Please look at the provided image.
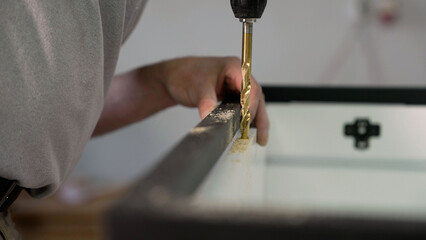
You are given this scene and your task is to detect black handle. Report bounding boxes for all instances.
[230,0,267,19]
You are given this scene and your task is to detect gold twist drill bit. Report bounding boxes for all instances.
[240,19,254,139]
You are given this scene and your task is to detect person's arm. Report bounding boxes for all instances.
[93,56,269,146]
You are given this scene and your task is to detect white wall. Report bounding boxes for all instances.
[74,0,426,181]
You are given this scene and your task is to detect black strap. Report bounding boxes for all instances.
[0,229,5,240]
[0,177,22,212]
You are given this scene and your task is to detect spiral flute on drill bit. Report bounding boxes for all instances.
[240,19,254,139]
[230,0,267,140]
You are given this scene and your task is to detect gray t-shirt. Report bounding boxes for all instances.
[0,0,147,197]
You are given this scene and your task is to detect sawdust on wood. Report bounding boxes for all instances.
[189,108,236,136]
[210,109,235,122]
[229,138,251,154]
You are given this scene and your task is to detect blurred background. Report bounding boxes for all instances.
[75,0,426,183]
[11,0,426,239]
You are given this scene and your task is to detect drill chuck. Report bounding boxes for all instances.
[230,0,267,19]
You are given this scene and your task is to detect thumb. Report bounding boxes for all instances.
[198,95,218,119]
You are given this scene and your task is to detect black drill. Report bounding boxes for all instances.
[230,0,267,19]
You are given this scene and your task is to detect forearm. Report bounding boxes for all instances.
[93,63,175,136]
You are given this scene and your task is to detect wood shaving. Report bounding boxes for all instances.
[229,138,250,154]
[210,109,236,122]
[228,133,255,154]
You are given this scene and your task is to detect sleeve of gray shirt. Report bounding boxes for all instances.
[0,0,147,198]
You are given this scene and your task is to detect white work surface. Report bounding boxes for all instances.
[195,102,426,220]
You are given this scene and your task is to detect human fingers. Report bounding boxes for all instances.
[198,82,219,119]
[254,92,269,146]
[249,78,269,146]
[223,57,243,93]
[249,76,261,123]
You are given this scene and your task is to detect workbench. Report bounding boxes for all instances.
[108,86,426,239]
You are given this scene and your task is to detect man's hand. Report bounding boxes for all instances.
[159,56,269,146]
[94,56,269,146]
